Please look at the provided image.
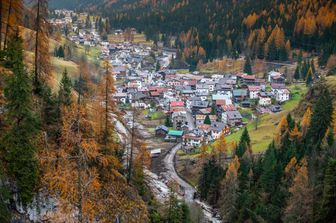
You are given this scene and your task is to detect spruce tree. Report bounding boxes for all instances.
[204,115,211,125]
[306,87,333,150]
[244,57,252,75]
[235,128,251,158]
[318,158,336,222]
[58,68,72,106]
[294,64,301,80]
[2,33,39,205]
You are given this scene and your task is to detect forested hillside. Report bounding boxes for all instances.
[198,78,336,222]
[91,0,336,69]
[0,1,150,221]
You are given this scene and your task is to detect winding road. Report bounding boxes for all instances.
[162,143,221,223]
[116,112,221,222]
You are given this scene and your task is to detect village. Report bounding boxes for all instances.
[49,9,298,154]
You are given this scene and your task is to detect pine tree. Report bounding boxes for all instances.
[2,33,39,204]
[318,158,336,222]
[244,56,252,75]
[283,159,313,222]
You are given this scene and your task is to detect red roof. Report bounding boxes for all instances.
[216,100,226,106]
[171,101,185,107]
[242,74,256,80]
[222,104,236,111]
[183,79,197,86]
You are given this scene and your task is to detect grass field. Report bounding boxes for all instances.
[225,84,307,153]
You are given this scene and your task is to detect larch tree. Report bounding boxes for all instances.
[33,0,50,93]
[2,0,23,50]
[301,106,312,136]
[220,156,240,222]
[212,132,228,166]
[283,158,313,222]
[2,32,39,205]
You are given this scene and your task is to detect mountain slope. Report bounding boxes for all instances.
[82,0,336,65]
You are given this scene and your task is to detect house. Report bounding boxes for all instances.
[165,130,184,142]
[259,92,272,106]
[223,110,243,126]
[186,97,202,110]
[210,122,230,139]
[196,84,210,98]
[183,132,205,147]
[274,88,290,102]
[190,101,209,115]
[233,89,248,102]
[172,111,188,130]
[212,94,232,105]
[114,92,128,104]
[271,84,290,102]
[155,125,169,136]
[248,85,261,99]
[167,79,181,87]
[268,71,285,83]
[270,105,282,113]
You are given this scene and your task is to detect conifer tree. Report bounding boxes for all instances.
[204,115,211,125]
[2,33,39,204]
[220,156,240,222]
[58,68,72,107]
[294,64,301,80]
[318,158,336,222]
[243,56,252,75]
[235,128,250,158]
[307,87,333,150]
[283,159,313,222]
[34,0,50,93]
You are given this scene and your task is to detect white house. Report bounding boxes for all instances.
[259,92,272,106]
[274,89,290,102]
[248,85,261,99]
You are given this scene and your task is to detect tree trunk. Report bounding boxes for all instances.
[0,0,3,50]
[3,0,12,50]
[34,0,40,89]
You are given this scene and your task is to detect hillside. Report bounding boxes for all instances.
[77,0,336,70]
